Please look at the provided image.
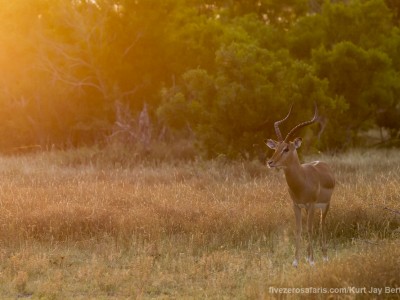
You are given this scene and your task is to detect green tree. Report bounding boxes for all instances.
[159,37,340,157]
[313,41,400,145]
[289,0,394,59]
[1,0,400,154]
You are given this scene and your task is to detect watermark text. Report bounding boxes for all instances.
[268,286,400,295]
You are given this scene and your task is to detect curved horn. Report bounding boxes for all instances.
[274,104,293,141]
[284,103,318,142]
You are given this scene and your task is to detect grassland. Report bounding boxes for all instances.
[0,147,399,299]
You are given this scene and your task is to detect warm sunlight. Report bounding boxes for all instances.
[0,0,399,298]
[1,0,399,152]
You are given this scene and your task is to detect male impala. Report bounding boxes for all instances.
[266,104,335,267]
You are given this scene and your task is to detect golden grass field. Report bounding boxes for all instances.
[0,147,399,299]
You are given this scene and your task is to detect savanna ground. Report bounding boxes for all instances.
[0,146,399,299]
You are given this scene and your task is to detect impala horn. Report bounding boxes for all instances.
[274,103,293,141]
[284,103,318,142]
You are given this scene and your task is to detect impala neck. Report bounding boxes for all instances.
[283,151,306,192]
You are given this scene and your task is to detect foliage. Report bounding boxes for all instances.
[159,45,343,157]
[1,0,400,156]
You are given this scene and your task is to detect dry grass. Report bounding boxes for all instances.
[0,148,399,298]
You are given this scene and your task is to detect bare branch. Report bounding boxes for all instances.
[383,206,400,215]
[122,32,143,58]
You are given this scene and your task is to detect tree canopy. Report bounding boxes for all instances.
[0,0,399,157]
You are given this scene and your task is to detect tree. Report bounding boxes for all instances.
[0,0,74,149]
[1,0,400,154]
[313,41,400,146]
[35,0,180,146]
[159,23,341,157]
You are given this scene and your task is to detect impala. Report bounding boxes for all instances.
[266,104,335,267]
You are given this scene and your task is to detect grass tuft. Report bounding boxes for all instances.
[0,148,399,298]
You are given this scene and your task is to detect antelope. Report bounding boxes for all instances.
[265,104,335,267]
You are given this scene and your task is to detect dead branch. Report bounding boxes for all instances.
[383,206,400,215]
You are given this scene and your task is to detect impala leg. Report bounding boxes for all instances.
[292,204,302,267]
[306,204,315,266]
[321,204,330,262]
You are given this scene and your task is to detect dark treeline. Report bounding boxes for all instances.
[1,0,400,157]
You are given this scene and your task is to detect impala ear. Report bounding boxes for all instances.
[265,139,277,149]
[293,137,302,149]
